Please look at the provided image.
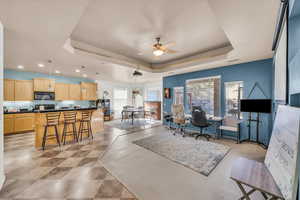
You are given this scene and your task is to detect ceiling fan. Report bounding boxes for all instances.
[132,70,143,77]
[152,37,177,57]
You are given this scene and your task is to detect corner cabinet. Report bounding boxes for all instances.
[4,113,35,135]
[4,79,15,101]
[81,82,98,100]
[4,79,33,101]
[33,78,55,92]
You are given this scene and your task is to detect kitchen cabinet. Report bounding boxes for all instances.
[4,113,35,134]
[4,114,14,134]
[55,83,69,100]
[4,79,15,101]
[69,84,81,100]
[33,78,55,92]
[14,113,35,132]
[81,82,97,100]
[15,80,33,101]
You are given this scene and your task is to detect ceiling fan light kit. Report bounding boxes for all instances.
[153,49,164,56]
[152,37,177,57]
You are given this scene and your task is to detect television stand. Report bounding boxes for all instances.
[240,112,268,149]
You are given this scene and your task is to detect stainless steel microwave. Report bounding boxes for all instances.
[34,92,55,100]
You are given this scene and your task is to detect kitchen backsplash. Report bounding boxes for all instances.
[4,100,93,111]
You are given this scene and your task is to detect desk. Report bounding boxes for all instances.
[230,157,284,200]
[184,114,223,138]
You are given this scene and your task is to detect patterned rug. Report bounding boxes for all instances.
[133,134,230,176]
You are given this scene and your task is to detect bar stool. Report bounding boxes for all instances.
[61,111,78,145]
[78,111,93,141]
[42,112,61,150]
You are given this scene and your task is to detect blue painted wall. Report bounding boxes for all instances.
[163,59,273,145]
[4,69,94,84]
[4,69,95,109]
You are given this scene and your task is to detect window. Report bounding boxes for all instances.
[173,87,184,105]
[186,76,220,116]
[225,81,243,118]
[145,88,161,101]
[113,88,128,118]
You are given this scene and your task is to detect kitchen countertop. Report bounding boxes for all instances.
[4,107,98,114]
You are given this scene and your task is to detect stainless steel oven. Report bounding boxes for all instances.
[34,92,55,100]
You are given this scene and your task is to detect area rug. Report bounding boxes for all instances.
[133,134,230,176]
[106,119,162,132]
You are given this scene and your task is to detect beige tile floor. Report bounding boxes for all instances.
[101,126,268,200]
[0,125,138,200]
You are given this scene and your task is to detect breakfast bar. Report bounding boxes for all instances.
[34,108,104,149]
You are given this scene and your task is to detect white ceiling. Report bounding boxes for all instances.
[0,0,280,84]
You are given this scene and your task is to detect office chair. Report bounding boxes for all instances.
[192,105,202,112]
[191,109,211,141]
[172,104,186,136]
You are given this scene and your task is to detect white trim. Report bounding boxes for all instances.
[224,80,243,85]
[0,174,5,190]
[185,75,221,83]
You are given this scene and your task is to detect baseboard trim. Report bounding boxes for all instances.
[0,174,5,190]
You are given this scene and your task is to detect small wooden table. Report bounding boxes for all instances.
[230,157,284,200]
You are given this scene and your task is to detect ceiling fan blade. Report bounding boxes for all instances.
[165,48,178,54]
[163,41,176,47]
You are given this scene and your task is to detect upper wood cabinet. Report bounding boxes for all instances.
[81,82,97,100]
[4,79,15,101]
[69,84,81,100]
[15,80,33,101]
[55,83,69,101]
[33,78,55,92]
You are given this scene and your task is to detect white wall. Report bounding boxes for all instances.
[96,80,144,117]
[0,21,5,189]
[143,81,163,101]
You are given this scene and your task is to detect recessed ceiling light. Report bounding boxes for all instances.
[138,52,143,55]
[55,70,60,74]
[17,65,24,69]
[96,72,99,75]
[83,74,87,78]
[38,63,45,68]
[75,69,80,73]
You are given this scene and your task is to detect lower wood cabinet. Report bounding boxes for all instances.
[4,115,14,134]
[4,113,35,134]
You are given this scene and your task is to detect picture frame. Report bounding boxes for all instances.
[164,88,171,99]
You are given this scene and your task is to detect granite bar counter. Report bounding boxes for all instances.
[34,108,104,149]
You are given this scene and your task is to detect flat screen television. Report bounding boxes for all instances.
[240,99,272,113]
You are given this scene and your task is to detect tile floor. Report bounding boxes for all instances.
[0,125,138,200]
[0,122,268,200]
[102,126,268,200]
